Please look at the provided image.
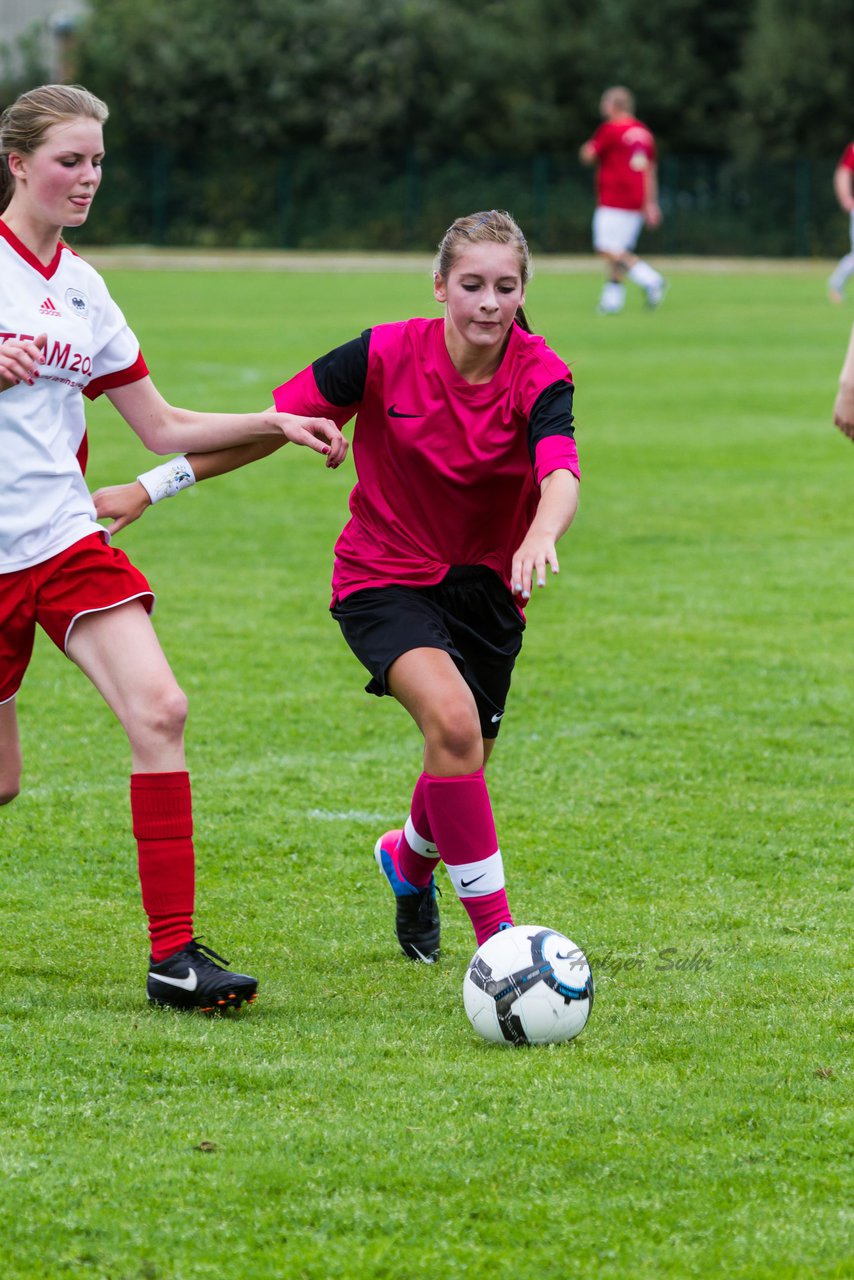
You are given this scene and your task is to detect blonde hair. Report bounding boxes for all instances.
[0,84,108,212]
[434,210,533,332]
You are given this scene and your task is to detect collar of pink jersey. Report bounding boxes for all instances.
[434,315,520,393]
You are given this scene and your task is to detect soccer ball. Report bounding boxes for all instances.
[463,925,593,1046]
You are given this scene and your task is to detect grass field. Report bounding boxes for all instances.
[1,261,851,1280]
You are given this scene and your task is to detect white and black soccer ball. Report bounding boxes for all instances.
[463,925,593,1046]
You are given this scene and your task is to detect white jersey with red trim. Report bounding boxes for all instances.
[0,219,148,572]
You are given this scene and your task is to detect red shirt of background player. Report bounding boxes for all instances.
[587,118,657,212]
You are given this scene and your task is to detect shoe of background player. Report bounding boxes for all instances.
[374,830,440,964]
[597,281,626,315]
[147,937,258,1011]
[645,278,668,309]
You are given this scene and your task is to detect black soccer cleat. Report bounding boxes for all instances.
[395,880,441,964]
[147,938,258,1012]
[375,831,441,964]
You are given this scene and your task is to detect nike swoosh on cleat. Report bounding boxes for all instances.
[387,404,424,418]
[410,946,437,963]
[149,968,199,991]
[460,873,486,889]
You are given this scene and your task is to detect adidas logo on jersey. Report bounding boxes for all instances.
[39,297,61,317]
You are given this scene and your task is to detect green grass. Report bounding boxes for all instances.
[1,262,851,1279]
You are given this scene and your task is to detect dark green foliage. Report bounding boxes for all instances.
[1,0,851,248]
[66,0,849,161]
[735,0,854,160]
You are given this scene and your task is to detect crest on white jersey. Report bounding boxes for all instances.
[66,287,89,317]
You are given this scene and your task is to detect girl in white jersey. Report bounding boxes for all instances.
[96,210,580,968]
[0,84,346,1010]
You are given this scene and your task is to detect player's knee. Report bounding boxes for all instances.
[133,681,189,744]
[153,683,189,739]
[426,700,482,766]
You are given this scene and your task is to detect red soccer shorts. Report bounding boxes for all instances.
[0,532,154,703]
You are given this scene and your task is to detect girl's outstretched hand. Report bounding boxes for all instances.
[511,532,560,603]
[511,469,578,601]
[274,413,349,467]
[92,481,151,534]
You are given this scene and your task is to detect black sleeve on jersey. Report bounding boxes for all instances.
[311,329,371,406]
[527,380,575,466]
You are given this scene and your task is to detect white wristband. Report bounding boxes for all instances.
[136,456,196,504]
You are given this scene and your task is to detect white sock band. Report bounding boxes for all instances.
[446,850,505,898]
[600,281,625,312]
[137,456,196,504]
[628,260,662,289]
[404,815,438,857]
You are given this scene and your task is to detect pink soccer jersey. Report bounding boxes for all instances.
[273,317,578,602]
[0,219,148,572]
[587,118,656,211]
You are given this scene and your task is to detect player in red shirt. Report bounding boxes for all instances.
[828,143,854,304]
[95,210,581,967]
[580,86,666,314]
[0,84,347,1010]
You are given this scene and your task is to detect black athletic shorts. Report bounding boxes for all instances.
[330,566,525,739]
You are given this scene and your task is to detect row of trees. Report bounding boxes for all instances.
[1,0,851,252]
[2,0,851,161]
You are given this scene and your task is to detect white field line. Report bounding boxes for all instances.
[306,809,390,823]
[19,773,393,826]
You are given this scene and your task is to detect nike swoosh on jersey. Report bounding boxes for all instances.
[148,968,199,991]
[387,404,424,418]
[460,873,487,889]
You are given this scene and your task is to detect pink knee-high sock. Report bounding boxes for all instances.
[422,769,513,945]
[131,771,195,962]
[396,773,440,888]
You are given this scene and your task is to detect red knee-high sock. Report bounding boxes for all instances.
[131,771,195,963]
[422,769,513,945]
[396,773,440,888]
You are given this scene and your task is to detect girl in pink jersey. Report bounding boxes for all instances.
[0,84,346,1009]
[96,210,580,966]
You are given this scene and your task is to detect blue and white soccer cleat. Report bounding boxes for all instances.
[374,830,441,964]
